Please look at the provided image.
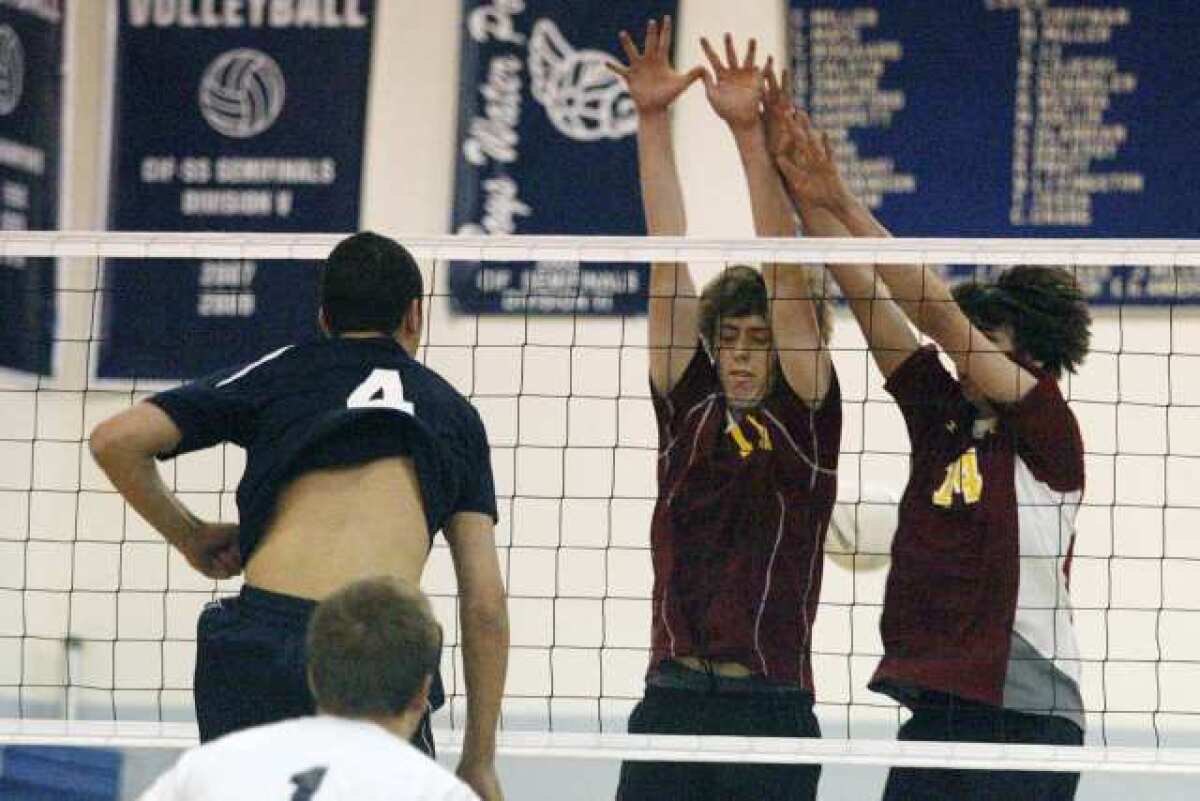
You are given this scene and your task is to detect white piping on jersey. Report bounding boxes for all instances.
[418,702,433,754]
[666,397,718,508]
[759,407,836,482]
[658,392,719,467]
[661,586,677,658]
[753,492,787,678]
[797,494,822,690]
[215,345,293,388]
[808,408,820,490]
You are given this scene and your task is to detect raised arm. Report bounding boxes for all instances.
[609,16,704,395]
[785,129,1035,401]
[444,511,509,801]
[701,35,830,405]
[772,108,917,379]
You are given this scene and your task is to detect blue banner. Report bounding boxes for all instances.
[449,0,676,315]
[0,0,62,375]
[98,0,374,378]
[788,0,1200,303]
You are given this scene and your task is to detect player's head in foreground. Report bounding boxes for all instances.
[319,231,425,355]
[952,265,1091,402]
[698,264,832,409]
[307,576,441,737]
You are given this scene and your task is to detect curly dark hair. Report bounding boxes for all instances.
[698,264,832,348]
[952,265,1091,377]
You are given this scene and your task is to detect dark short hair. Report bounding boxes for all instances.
[698,264,831,348]
[320,231,423,335]
[952,265,1092,377]
[307,577,441,718]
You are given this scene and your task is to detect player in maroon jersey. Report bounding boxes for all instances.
[608,21,839,801]
[774,107,1092,800]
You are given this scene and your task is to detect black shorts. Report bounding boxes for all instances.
[616,664,822,801]
[882,692,1084,801]
[194,585,437,754]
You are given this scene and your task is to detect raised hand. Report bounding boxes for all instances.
[775,110,850,212]
[700,33,764,131]
[607,16,705,114]
[762,61,795,159]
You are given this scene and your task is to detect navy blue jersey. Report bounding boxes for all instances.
[148,337,496,562]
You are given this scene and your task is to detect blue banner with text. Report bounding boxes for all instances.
[787,0,1200,304]
[449,0,676,315]
[0,0,62,375]
[98,0,374,378]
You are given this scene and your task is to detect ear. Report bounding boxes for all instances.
[403,297,423,338]
[407,673,433,715]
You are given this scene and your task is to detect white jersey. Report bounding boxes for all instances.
[138,716,479,801]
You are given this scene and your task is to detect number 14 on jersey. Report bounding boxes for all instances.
[932,447,984,507]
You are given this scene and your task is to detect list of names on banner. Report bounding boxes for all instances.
[789,6,915,210]
[995,0,1142,226]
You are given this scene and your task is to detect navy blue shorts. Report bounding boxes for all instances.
[616,662,822,801]
[882,692,1083,801]
[194,585,437,754]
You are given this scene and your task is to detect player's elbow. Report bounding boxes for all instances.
[88,417,127,467]
[461,584,509,636]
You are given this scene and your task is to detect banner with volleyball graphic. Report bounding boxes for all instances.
[449,0,677,315]
[0,1,62,375]
[98,1,375,378]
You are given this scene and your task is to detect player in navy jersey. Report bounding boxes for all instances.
[609,21,839,801]
[90,232,508,801]
[139,577,479,801]
[775,110,1092,801]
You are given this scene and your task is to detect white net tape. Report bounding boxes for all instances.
[3,232,1200,782]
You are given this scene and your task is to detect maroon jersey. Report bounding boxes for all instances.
[870,347,1086,709]
[648,346,841,688]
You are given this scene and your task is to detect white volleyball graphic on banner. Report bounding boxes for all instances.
[198,48,286,139]
[0,25,25,117]
[528,19,636,142]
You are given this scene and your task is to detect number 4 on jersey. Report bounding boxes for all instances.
[347,368,414,414]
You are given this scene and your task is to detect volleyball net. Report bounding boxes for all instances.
[2,232,1200,790]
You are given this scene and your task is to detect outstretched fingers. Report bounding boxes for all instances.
[644,18,660,57]
[724,32,738,69]
[742,37,758,70]
[618,29,640,64]
[606,60,630,78]
[699,36,724,75]
[658,15,674,59]
[684,65,709,89]
[763,56,777,96]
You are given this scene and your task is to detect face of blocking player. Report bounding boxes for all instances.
[715,314,775,409]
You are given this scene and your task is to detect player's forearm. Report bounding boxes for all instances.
[732,124,797,239]
[828,190,954,337]
[637,110,686,236]
[459,594,509,765]
[89,439,197,548]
